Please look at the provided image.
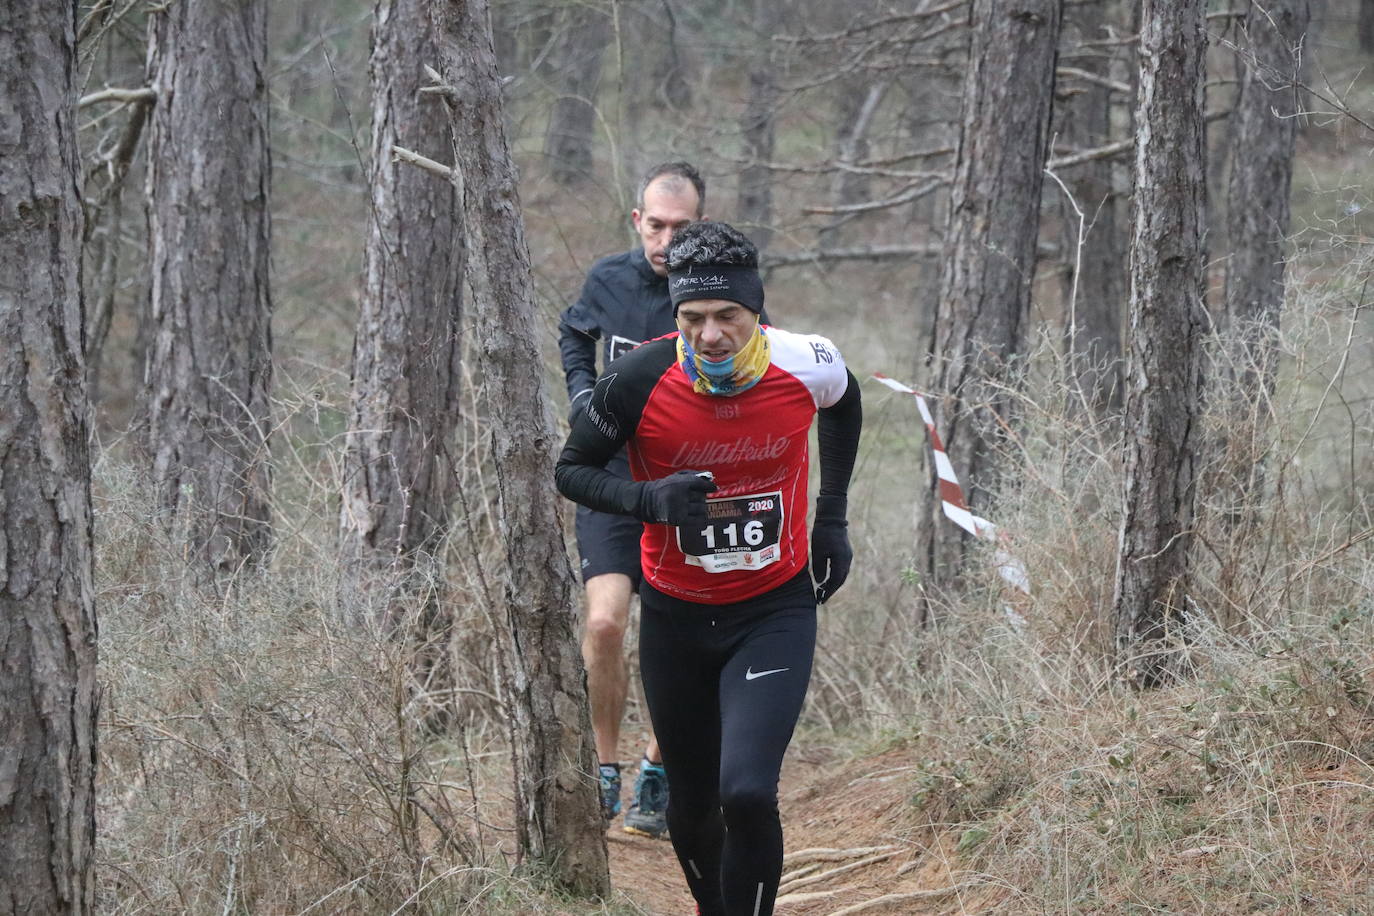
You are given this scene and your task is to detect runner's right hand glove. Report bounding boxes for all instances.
[811,495,852,604]
[637,470,717,526]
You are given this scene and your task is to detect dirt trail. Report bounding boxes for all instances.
[606,746,985,915]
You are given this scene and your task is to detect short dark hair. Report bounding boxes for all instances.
[664,221,758,272]
[638,161,705,216]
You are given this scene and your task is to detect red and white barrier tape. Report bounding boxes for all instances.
[873,373,1030,623]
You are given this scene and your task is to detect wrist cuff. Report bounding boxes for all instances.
[815,495,848,524]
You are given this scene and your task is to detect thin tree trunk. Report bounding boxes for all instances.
[543,4,609,185]
[737,0,781,250]
[340,0,464,635]
[1224,0,1311,387]
[433,0,610,896]
[1056,0,1124,410]
[1113,0,1208,687]
[143,0,274,580]
[0,4,98,911]
[84,95,152,410]
[819,80,888,255]
[920,0,1062,591]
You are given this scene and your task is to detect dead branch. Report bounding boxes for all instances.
[773,887,850,906]
[763,244,943,270]
[826,884,977,915]
[1057,65,1132,95]
[783,845,897,867]
[1047,109,1233,171]
[391,145,455,180]
[79,87,156,108]
[802,179,945,216]
[777,0,968,44]
[776,850,900,896]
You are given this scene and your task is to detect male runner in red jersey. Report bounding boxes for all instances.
[556,221,861,916]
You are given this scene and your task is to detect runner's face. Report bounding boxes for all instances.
[632,180,701,277]
[676,299,757,362]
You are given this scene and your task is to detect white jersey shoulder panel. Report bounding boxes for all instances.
[765,326,850,408]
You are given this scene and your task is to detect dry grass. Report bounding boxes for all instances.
[85,8,1374,911]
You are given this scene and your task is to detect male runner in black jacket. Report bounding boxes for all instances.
[559,162,706,837]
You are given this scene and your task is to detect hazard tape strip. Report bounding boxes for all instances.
[873,373,1031,621]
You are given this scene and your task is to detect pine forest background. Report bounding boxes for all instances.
[9,0,1374,912]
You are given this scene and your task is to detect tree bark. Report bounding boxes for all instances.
[1055,0,1125,410]
[1113,0,1208,687]
[920,0,1062,589]
[1360,0,1374,51]
[1224,0,1311,387]
[433,0,609,896]
[737,0,781,251]
[143,0,274,580]
[543,4,609,186]
[0,4,98,911]
[340,0,464,630]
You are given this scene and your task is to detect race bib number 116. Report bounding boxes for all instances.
[677,490,784,574]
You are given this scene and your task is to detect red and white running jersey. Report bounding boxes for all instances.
[568,327,849,604]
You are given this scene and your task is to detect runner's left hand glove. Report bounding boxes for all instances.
[811,496,851,604]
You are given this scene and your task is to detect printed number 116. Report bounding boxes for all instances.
[700,520,765,549]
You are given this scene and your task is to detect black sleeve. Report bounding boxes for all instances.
[555,343,671,518]
[815,370,863,520]
[558,303,600,407]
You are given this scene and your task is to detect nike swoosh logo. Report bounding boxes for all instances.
[745,666,790,681]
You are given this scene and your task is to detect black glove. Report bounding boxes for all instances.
[637,470,717,526]
[810,495,852,603]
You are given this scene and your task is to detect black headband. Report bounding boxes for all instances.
[667,264,764,315]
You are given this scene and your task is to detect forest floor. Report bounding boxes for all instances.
[600,742,988,916]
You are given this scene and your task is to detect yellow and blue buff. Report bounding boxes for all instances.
[676,320,770,396]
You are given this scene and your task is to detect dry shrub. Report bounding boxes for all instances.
[91,416,578,914]
[802,242,1374,910]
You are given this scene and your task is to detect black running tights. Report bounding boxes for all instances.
[638,583,816,916]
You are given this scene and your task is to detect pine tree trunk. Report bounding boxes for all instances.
[434,0,610,896]
[920,0,1062,589]
[543,4,609,185]
[1224,0,1310,386]
[0,4,98,910]
[1113,0,1208,687]
[737,0,780,250]
[144,0,273,579]
[1057,0,1125,410]
[340,0,464,631]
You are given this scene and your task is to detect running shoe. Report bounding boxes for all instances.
[599,764,622,821]
[623,759,669,839]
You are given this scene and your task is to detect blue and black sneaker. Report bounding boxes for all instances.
[623,758,669,839]
[599,763,622,822]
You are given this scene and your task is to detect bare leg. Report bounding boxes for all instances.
[582,572,634,764]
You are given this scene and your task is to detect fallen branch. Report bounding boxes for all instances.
[776,851,899,896]
[773,887,850,907]
[783,845,898,867]
[826,884,977,915]
[779,862,822,884]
